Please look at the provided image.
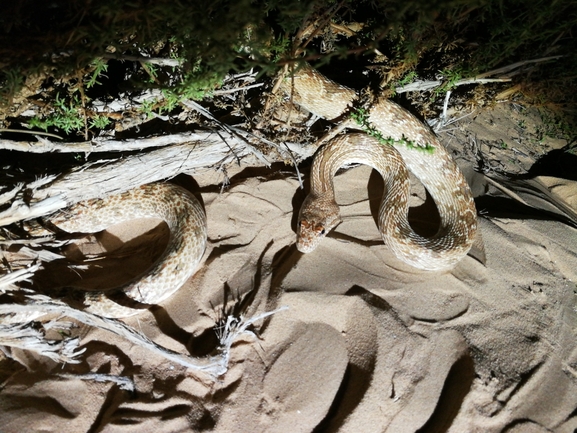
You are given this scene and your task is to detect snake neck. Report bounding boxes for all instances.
[310,134,404,197]
[304,134,412,245]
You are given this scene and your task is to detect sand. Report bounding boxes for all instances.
[1,103,577,432]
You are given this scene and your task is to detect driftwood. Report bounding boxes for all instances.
[0,130,315,227]
[0,241,287,378]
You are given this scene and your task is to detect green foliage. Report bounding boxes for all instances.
[470,0,576,68]
[89,115,110,130]
[434,66,471,96]
[86,59,109,89]
[397,71,418,88]
[0,0,575,135]
[138,99,157,119]
[537,109,576,144]
[390,71,418,96]
[172,66,223,101]
[29,94,84,134]
[1,1,573,83]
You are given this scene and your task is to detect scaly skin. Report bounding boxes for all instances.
[47,183,207,318]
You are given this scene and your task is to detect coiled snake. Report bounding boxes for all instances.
[46,183,207,318]
[284,66,478,270]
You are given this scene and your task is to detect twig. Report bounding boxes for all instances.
[0,320,85,364]
[431,109,477,133]
[101,53,181,67]
[0,263,41,292]
[0,135,264,226]
[0,296,225,375]
[0,288,289,378]
[0,130,226,153]
[0,129,63,140]
[56,373,135,391]
[396,77,511,94]
[474,55,564,79]
[397,56,562,94]
[213,82,264,95]
[215,306,289,370]
[180,99,270,166]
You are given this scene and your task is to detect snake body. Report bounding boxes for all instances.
[287,66,477,270]
[48,183,207,318]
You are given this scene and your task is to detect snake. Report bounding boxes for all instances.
[46,183,207,318]
[284,66,478,271]
[39,66,475,319]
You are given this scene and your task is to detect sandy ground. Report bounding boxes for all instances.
[1,103,577,432]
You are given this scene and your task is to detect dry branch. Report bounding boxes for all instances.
[0,130,236,153]
[0,295,226,375]
[0,289,287,378]
[0,131,314,226]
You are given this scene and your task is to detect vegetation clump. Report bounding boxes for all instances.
[0,0,574,140]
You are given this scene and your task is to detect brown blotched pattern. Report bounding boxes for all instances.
[291,66,477,271]
[48,183,207,317]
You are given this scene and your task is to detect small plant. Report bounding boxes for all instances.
[0,0,575,141]
[138,98,159,119]
[538,109,574,143]
[86,59,109,89]
[397,71,418,88]
[434,66,466,97]
[141,62,159,84]
[29,93,85,134]
[89,115,111,129]
[390,70,418,95]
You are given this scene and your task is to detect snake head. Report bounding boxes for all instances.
[296,196,341,253]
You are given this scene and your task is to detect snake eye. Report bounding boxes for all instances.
[314,223,326,236]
